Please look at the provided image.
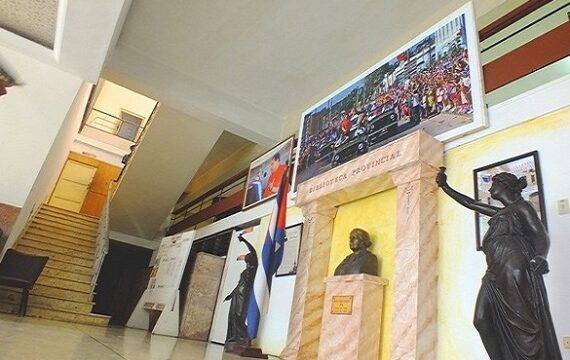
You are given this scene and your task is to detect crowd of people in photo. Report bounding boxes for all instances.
[298,46,473,172]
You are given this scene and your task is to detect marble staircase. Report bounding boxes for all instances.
[0,204,110,326]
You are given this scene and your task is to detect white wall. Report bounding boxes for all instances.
[3,78,91,254]
[0,44,83,207]
[72,134,126,167]
[80,126,135,152]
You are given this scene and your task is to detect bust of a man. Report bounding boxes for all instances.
[334,228,378,276]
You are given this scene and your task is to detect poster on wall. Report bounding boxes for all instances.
[144,231,194,310]
[276,223,303,277]
[243,136,294,210]
[293,2,486,190]
[473,151,546,251]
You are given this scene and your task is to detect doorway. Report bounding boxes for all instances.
[49,159,97,212]
[49,152,122,216]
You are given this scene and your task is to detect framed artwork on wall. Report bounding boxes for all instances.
[473,151,546,250]
[276,223,303,277]
[242,136,294,210]
[292,2,487,191]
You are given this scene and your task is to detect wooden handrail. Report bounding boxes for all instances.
[172,168,249,215]
[167,189,245,235]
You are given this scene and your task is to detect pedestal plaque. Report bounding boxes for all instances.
[319,274,388,360]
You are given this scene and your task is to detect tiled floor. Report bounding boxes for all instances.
[0,314,279,360]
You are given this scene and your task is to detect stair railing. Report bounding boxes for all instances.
[90,181,114,297]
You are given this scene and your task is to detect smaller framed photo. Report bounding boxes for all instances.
[243,136,294,210]
[276,223,303,277]
[473,151,546,251]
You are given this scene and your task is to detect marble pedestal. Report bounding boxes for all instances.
[319,274,388,360]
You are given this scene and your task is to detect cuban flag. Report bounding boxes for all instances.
[246,169,288,339]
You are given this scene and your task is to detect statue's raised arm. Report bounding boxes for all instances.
[436,167,499,217]
[237,234,258,265]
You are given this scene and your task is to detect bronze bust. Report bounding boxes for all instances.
[334,228,378,276]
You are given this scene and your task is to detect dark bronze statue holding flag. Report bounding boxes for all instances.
[224,165,288,359]
[436,167,561,360]
[224,234,257,353]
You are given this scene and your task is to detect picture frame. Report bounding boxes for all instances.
[473,151,546,251]
[242,136,294,210]
[276,223,303,277]
[292,2,486,190]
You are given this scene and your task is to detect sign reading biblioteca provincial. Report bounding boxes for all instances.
[295,133,408,205]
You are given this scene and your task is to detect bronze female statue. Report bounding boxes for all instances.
[224,235,257,351]
[436,167,561,360]
[334,228,378,276]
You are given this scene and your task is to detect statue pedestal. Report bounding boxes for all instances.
[318,274,388,360]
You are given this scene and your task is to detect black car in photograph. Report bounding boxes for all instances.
[331,127,368,167]
[315,139,335,164]
[367,109,399,147]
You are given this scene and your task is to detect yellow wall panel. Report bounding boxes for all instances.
[329,189,397,360]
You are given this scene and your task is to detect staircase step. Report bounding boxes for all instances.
[24,229,96,249]
[42,265,92,283]
[35,212,99,231]
[0,287,94,313]
[35,211,99,231]
[0,203,107,327]
[0,302,109,326]
[21,234,95,254]
[18,239,94,260]
[40,205,99,224]
[16,245,94,267]
[28,223,97,242]
[45,258,93,276]
[37,275,91,293]
[32,217,98,236]
[31,283,91,303]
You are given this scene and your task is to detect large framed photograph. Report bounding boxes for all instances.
[473,151,546,251]
[276,223,303,277]
[293,2,486,189]
[243,136,294,210]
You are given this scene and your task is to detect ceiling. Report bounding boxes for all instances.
[0,0,58,49]
[106,0,505,147]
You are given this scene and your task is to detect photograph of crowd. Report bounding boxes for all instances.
[294,11,482,187]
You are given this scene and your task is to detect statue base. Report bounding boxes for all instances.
[224,342,268,359]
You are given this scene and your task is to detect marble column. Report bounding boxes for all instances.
[280,204,337,360]
[389,163,439,360]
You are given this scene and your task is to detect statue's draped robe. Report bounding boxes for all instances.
[226,263,256,344]
[479,199,561,360]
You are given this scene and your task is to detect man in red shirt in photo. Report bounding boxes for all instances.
[263,153,287,198]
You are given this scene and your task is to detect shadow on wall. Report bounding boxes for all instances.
[0,203,21,254]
